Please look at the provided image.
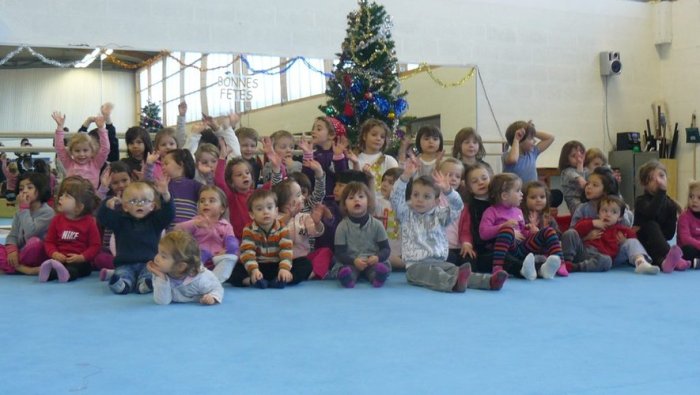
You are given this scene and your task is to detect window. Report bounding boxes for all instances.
[286,58,326,101]
[244,55,281,111]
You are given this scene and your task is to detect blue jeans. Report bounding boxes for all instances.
[109,263,152,294]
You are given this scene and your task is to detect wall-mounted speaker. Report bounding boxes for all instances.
[599,51,622,76]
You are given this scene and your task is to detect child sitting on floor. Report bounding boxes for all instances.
[571,196,659,274]
[390,156,471,293]
[97,179,175,294]
[148,231,224,305]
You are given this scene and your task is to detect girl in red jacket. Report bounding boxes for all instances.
[39,176,101,282]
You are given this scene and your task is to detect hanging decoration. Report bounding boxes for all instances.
[400,63,476,88]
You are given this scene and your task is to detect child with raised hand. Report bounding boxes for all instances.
[331,181,390,288]
[262,130,302,182]
[229,189,299,289]
[678,180,700,268]
[148,128,179,180]
[215,138,281,240]
[570,196,659,274]
[193,143,219,185]
[440,159,508,290]
[452,127,493,175]
[97,178,175,294]
[404,125,444,178]
[148,230,224,305]
[302,117,349,202]
[559,140,587,214]
[375,167,404,270]
[181,103,241,159]
[122,126,153,179]
[480,173,562,280]
[236,127,263,186]
[272,178,320,282]
[39,176,101,283]
[0,173,54,275]
[355,119,399,194]
[146,148,202,228]
[79,102,119,162]
[174,185,238,283]
[1,153,18,200]
[502,120,554,183]
[634,160,688,272]
[390,156,471,293]
[93,161,133,272]
[52,111,110,189]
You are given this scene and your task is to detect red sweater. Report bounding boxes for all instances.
[214,159,273,240]
[574,219,637,257]
[44,213,102,261]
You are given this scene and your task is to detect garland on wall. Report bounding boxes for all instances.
[0,46,474,88]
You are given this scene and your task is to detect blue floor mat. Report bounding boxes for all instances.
[1,269,699,395]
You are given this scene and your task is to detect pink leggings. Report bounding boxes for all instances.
[0,237,48,273]
[308,247,334,279]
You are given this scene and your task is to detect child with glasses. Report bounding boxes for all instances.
[97,180,175,294]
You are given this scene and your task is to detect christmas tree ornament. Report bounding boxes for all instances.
[350,79,363,95]
[325,106,337,115]
[388,111,395,120]
[364,92,374,100]
[343,102,355,117]
[394,98,408,116]
[357,100,369,114]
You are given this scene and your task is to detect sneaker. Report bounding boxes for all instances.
[253,279,269,289]
[694,258,700,270]
[268,279,286,289]
[539,256,561,279]
[489,270,508,291]
[635,260,660,275]
[453,263,472,293]
[557,261,569,277]
[38,261,53,282]
[520,253,536,281]
[661,245,683,273]
[99,268,114,282]
[50,260,70,283]
[371,264,390,288]
[137,278,153,294]
[337,266,355,288]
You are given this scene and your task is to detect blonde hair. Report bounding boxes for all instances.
[154,128,177,149]
[123,181,159,209]
[270,130,294,148]
[439,157,464,173]
[358,119,391,152]
[67,133,96,155]
[584,148,608,169]
[236,127,259,143]
[194,143,220,162]
[159,231,202,277]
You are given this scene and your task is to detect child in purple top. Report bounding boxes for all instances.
[301,117,349,202]
[480,173,562,280]
[146,149,202,229]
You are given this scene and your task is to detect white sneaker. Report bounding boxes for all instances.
[520,253,536,281]
[539,256,561,279]
[635,260,660,275]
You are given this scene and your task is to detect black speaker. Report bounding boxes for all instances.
[616,132,641,151]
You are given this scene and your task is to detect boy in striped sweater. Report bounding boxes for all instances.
[228,189,307,288]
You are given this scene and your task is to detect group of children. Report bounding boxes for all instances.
[1,105,699,306]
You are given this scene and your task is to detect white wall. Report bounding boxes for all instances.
[3,1,698,176]
[659,0,700,203]
[0,68,135,154]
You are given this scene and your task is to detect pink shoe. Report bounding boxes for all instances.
[675,259,691,271]
[51,260,70,283]
[661,246,683,273]
[557,261,569,277]
[38,261,53,282]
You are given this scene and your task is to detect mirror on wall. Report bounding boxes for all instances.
[0,46,480,163]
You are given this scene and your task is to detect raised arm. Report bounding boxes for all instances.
[52,112,72,168]
[535,130,555,153]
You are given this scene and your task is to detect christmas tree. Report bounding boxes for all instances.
[319,0,408,145]
[141,100,163,134]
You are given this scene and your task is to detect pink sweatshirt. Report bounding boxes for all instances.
[677,209,700,250]
[478,203,528,241]
[55,128,109,188]
[174,216,238,255]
